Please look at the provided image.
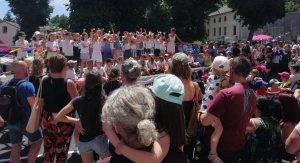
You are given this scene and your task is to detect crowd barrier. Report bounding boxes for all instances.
[137,67,205,87]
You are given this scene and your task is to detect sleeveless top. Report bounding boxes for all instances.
[240,117,281,163]
[42,77,72,113]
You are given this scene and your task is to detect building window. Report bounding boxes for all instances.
[207,29,209,36]
[2,26,7,34]
[233,26,237,35]
[214,28,216,36]
[233,14,237,20]
[219,17,221,22]
[224,27,227,36]
[224,16,227,21]
[214,18,216,23]
[219,27,221,36]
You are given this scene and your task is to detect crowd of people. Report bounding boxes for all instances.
[1,27,300,163]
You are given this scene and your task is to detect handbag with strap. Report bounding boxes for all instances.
[26,76,47,133]
[187,82,201,137]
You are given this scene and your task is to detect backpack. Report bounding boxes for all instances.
[0,80,26,121]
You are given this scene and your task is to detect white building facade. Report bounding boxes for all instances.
[0,21,20,46]
[206,6,250,42]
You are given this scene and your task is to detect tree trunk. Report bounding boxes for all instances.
[247,28,255,43]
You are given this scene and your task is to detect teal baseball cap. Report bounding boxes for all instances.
[150,74,185,104]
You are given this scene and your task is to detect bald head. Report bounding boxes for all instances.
[13,61,28,78]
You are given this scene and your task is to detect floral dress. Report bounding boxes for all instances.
[239,117,281,163]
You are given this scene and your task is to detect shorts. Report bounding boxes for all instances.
[80,52,90,60]
[137,50,144,57]
[131,49,137,57]
[65,56,73,61]
[6,122,43,146]
[145,49,151,54]
[160,50,166,54]
[78,135,109,154]
[154,49,160,56]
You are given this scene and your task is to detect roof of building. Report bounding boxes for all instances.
[209,5,233,17]
[0,20,20,28]
[267,11,300,26]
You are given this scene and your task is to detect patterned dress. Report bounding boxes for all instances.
[239,117,281,163]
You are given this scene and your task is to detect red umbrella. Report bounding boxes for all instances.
[252,35,273,40]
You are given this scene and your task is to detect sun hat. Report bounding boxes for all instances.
[172,52,188,65]
[150,74,185,104]
[255,80,268,87]
[212,56,230,71]
[278,72,290,79]
[17,31,27,37]
[292,45,299,50]
[66,60,77,65]
[269,79,281,85]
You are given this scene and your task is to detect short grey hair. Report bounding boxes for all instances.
[31,57,44,76]
[121,59,141,83]
[101,86,158,146]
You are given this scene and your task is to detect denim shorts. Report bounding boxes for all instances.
[80,52,90,60]
[6,122,43,146]
[78,135,109,155]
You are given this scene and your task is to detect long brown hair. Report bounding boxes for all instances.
[170,63,191,80]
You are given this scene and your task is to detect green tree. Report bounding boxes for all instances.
[227,0,285,41]
[3,11,15,22]
[49,14,69,29]
[285,0,300,12]
[6,0,53,40]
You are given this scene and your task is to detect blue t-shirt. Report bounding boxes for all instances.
[1,79,35,124]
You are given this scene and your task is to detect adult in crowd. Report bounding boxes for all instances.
[113,74,189,163]
[240,96,282,163]
[102,86,188,163]
[1,61,42,163]
[200,57,256,162]
[278,94,300,162]
[55,71,111,162]
[285,122,300,162]
[40,54,79,162]
[168,52,200,162]
[103,59,142,155]
[28,57,45,94]
[232,42,240,58]
[120,58,141,86]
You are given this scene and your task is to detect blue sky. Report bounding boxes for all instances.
[0,0,70,19]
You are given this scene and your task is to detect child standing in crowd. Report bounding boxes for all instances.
[83,60,97,77]
[104,58,113,76]
[147,54,157,74]
[15,31,29,59]
[95,60,108,81]
[62,32,75,61]
[65,60,78,81]
[255,80,269,96]
[46,32,59,59]
[201,56,230,163]
[267,79,281,94]
[114,56,123,72]
[91,33,103,63]
[80,32,90,73]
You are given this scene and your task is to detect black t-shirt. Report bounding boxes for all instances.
[103,80,122,95]
[232,47,240,57]
[72,96,104,142]
[28,75,42,94]
[265,62,273,75]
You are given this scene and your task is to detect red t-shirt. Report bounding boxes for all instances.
[207,83,256,153]
[255,89,269,96]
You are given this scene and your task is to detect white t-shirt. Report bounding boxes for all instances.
[46,41,59,51]
[96,67,105,75]
[147,61,156,69]
[83,67,97,77]
[188,56,194,63]
[160,42,166,50]
[81,40,90,53]
[15,40,29,58]
[154,40,160,49]
[104,64,112,75]
[156,61,163,67]
[115,63,122,71]
[145,41,153,49]
[65,69,77,80]
[62,40,74,56]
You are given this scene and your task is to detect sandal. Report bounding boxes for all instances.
[208,153,224,163]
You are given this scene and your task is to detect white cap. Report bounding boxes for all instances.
[34,31,41,36]
[292,45,299,50]
[212,56,230,71]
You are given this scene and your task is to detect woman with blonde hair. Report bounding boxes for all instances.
[28,57,45,94]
